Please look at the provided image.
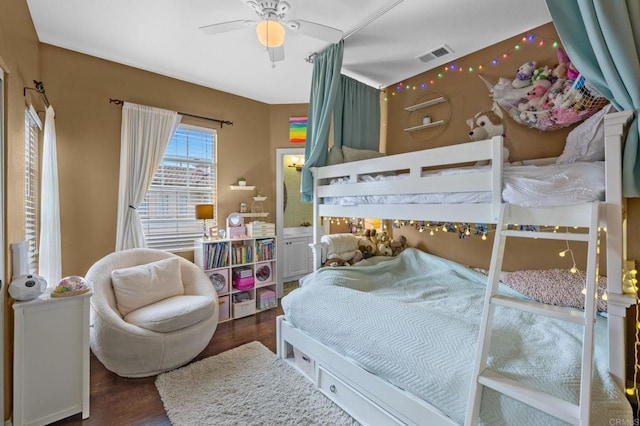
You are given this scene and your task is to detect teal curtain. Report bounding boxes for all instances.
[333,75,381,150]
[301,41,344,202]
[546,0,640,196]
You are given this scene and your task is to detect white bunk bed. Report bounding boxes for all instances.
[276,110,636,425]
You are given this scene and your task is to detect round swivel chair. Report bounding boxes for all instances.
[86,248,218,377]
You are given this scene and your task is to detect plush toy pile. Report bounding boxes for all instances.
[490,47,609,131]
[321,231,408,267]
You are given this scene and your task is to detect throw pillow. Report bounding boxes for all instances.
[556,104,612,164]
[327,145,344,165]
[502,268,607,312]
[342,146,385,163]
[111,257,185,316]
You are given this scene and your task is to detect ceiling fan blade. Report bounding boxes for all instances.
[199,20,256,35]
[268,45,285,63]
[289,20,343,43]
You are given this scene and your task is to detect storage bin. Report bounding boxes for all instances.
[233,276,255,290]
[254,262,274,284]
[218,295,230,322]
[256,288,277,310]
[247,222,275,237]
[232,299,256,319]
[293,346,315,379]
[207,269,229,294]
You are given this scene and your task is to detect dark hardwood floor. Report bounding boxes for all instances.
[53,305,284,425]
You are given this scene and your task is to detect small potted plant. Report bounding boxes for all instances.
[238,177,247,186]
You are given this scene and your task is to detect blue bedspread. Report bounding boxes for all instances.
[282,248,632,425]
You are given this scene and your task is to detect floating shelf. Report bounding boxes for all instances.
[404,96,447,112]
[240,213,269,218]
[404,120,447,132]
[229,185,256,190]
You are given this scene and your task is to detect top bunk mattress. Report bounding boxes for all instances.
[281,248,631,425]
[323,161,605,208]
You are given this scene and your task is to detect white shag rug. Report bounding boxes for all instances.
[155,341,359,426]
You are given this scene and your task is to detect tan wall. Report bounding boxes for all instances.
[38,45,307,271]
[383,22,607,272]
[0,0,42,418]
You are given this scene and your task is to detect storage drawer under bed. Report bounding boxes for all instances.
[318,367,401,426]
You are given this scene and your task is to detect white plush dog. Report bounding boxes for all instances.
[467,103,509,163]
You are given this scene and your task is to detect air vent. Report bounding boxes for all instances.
[416,44,453,63]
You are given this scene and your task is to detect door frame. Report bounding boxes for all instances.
[275,148,304,298]
[0,65,6,422]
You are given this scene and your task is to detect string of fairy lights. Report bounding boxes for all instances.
[326,216,602,277]
[384,33,562,102]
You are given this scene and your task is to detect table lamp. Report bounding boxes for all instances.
[195,204,214,238]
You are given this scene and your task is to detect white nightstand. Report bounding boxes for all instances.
[13,289,92,426]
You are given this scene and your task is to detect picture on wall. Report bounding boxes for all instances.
[289,116,307,143]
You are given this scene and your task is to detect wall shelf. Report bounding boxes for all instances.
[230,185,256,190]
[404,120,447,132]
[404,96,447,112]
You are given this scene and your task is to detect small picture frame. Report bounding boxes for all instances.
[209,228,219,239]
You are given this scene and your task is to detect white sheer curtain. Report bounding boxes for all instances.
[115,102,181,251]
[39,105,61,287]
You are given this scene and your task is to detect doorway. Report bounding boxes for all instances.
[276,148,310,297]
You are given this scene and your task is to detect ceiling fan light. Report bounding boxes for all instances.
[256,20,286,48]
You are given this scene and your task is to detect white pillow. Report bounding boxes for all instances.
[556,104,612,164]
[111,257,185,316]
[321,233,359,261]
[342,146,385,163]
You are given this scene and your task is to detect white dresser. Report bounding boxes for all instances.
[13,290,91,426]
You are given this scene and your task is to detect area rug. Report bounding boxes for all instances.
[155,341,359,425]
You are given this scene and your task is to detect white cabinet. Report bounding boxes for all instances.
[194,236,277,322]
[283,236,313,281]
[13,291,91,426]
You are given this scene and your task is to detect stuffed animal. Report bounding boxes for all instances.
[364,228,378,246]
[512,61,537,88]
[531,66,551,84]
[551,106,582,125]
[467,103,510,163]
[467,102,505,141]
[554,50,577,81]
[389,235,407,256]
[357,236,376,259]
[324,258,350,267]
[377,242,393,256]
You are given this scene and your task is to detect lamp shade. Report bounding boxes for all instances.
[256,20,286,48]
[195,204,214,220]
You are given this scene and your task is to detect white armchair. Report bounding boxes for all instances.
[86,249,218,377]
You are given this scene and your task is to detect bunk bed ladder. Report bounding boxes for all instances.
[465,203,601,426]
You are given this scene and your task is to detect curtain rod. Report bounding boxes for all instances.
[305,0,404,63]
[109,98,233,128]
[23,80,51,108]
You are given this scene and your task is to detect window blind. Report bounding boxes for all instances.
[139,125,217,251]
[25,106,41,273]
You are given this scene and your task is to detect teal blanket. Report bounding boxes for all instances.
[282,248,632,425]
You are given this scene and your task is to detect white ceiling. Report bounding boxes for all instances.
[25,0,552,105]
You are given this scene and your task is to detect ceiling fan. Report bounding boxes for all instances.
[199,0,343,64]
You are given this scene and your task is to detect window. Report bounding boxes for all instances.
[25,106,42,273]
[139,124,217,251]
